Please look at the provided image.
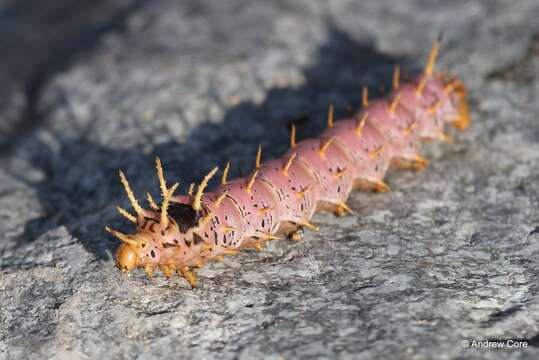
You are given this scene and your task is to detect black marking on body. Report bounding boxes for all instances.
[193,233,204,245]
[142,218,157,232]
[226,195,247,218]
[163,243,179,249]
[167,203,200,233]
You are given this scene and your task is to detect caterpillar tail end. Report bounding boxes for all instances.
[451,80,470,130]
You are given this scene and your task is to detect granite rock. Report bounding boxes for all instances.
[1,1,539,359]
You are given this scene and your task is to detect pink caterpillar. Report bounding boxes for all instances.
[106,41,470,287]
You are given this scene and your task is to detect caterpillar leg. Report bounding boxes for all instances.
[145,265,154,278]
[333,202,353,217]
[372,180,391,193]
[287,226,304,241]
[411,155,429,171]
[240,237,267,251]
[353,178,391,192]
[299,220,319,232]
[437,132,454,144]
[252,242,265,251]
[179,267,197,288]
[161,264,174,279]
[224,249,240,256]
[391,155,429,171]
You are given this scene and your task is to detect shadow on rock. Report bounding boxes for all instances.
[0,0,147,152]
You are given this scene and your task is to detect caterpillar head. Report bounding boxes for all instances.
[116,242,139,272]
[106,159,217,283]
[113,230,161,272]
[107,221,162,271]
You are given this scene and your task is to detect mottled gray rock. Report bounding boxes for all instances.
[1,0,539,359]
[0,0,142,149]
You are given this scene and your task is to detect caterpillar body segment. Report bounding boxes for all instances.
[107,42,470,287]
[323,116,391,192]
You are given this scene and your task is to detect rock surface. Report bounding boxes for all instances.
[0,0,142,150]
[1,1,539,359]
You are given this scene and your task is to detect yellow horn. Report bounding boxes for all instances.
[282,152,297,176]
[255,145,262,169]
[193,167,219,211]
[327,104,334,128]
[146,192,158,210]
[118,170,145,216]
[362,86,369,107]
[389,94,401,114]
[246,169,258,194]
[214,190,229,208]
[392,65,400,90]
[290,124,297,148]
[416,76,427,97]
[105,226,138,246]
[161,182,179,227]
[425,40,440,76]
[155,157,167,199]
[319,137,335,157]
[116,206,136,223]
[221,161,231,185]
[355,112,368,136]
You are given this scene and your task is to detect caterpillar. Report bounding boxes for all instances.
[106,41,470,288]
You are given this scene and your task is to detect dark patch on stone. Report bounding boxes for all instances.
[486,304,524,324]
[527,226,539,240]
